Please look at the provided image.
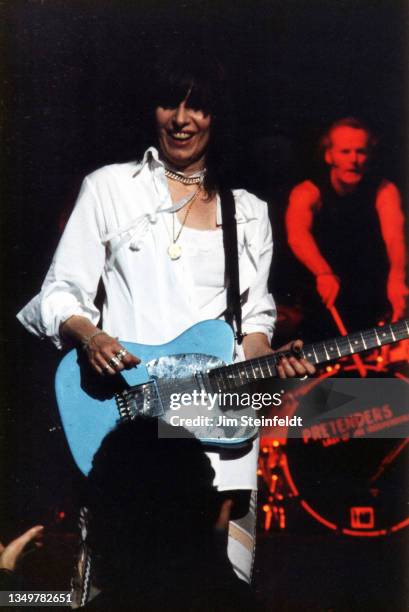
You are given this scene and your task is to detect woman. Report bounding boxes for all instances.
[18,50,314,585]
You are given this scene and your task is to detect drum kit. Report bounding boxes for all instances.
[258,312,409,537]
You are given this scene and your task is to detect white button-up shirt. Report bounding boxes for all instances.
[17,147,276,490]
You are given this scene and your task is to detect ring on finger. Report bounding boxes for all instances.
[108,356,121,368]
[115,348,128,362]
[103,364,112,374]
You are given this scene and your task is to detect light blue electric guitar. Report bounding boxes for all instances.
[55,317,409,475]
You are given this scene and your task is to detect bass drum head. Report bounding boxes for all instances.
[285,364,409,536]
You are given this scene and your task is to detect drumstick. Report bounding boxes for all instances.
[329,305,367,377]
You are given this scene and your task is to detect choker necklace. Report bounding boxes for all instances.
[167,187,201,260]
[165,167,204,185]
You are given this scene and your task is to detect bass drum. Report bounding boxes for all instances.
[282,361,409,537]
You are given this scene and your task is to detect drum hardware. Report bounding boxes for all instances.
[258,357,409,537]
[258,308,409,534]
[258,440,295,532]
[369,438,409,484]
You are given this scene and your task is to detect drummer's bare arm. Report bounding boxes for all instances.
[376,181,409,320]
[286,181,340,307]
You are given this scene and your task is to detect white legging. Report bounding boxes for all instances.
[227,490,257,583]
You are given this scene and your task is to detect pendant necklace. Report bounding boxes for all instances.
[167,186,201,260]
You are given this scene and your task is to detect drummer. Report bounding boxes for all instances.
[286,117,408,337]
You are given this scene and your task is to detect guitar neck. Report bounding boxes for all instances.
[302,318,409,365]
[209,318,409,392]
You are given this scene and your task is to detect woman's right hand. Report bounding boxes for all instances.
[85,332,140,376]
[60,316,140,376]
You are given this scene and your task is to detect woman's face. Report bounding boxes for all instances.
[155,95,211,173]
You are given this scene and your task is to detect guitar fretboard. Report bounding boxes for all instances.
[209,318,409,393]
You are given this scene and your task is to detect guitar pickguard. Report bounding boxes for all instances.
[147,352,225,378]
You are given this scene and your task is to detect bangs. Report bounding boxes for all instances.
[152,51,225,116]
[154,75,215,115]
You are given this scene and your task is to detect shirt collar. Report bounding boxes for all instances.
[131,146,163,177]
[132,148,259,223]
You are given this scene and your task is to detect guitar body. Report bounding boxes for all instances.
[55,320,252,476]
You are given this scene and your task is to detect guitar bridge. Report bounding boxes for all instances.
[115,380,164,421]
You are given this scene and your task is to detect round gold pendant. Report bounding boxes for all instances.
[167,243,182,260]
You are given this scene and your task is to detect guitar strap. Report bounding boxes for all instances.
[220,188,243,345]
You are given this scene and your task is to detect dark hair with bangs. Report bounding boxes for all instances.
[152,53,225,117]
[144,47,236,196]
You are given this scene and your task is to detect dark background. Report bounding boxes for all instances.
[1,1,408,608]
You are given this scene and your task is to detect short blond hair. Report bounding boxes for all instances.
[320,117,378,153]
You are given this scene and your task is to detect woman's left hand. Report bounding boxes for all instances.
[274,340,316,379]
[242,333,315,379]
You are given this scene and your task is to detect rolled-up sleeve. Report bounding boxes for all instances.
[17,177,106,348]
[241,201,276,343]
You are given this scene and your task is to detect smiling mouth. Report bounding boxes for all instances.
[169,131,195,141]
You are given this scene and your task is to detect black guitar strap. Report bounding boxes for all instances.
[220,188,244,345]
